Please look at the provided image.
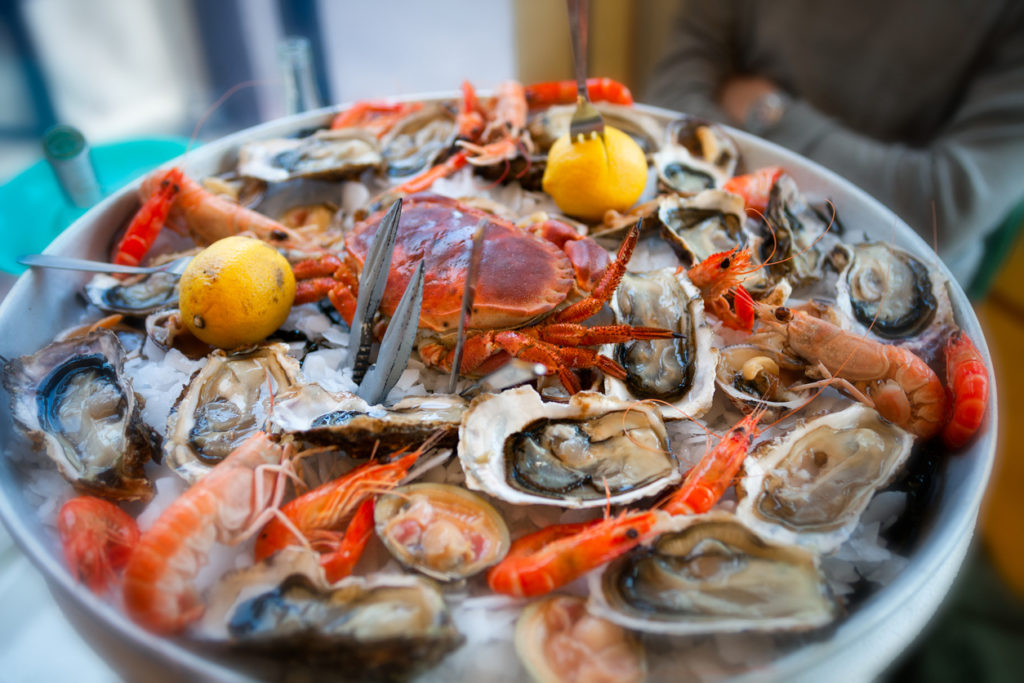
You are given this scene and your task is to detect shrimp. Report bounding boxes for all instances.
[122,432,292,634]
[942,329,989,448]
[137,167,311,249]
[319,497,376,583]
[57,496,140,594]
[722,166,784,215]
[523,77,634,107]
[486,510,664,598]
[253,440,431,563]
[660,408,766,515]
[111,167,182,268]
[687,246,756,331]
[755,303,948,439]
[457,80,530,166]
[330,100,423,137]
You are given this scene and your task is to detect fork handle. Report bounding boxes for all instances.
[567,0,590,102]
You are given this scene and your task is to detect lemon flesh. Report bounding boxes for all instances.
[178,236,296,349]
[542,125,648,222]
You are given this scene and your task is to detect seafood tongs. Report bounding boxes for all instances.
[345,198,426,405]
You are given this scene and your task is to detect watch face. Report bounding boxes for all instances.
[746,92,786,134]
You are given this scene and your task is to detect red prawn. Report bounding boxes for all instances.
[57,496,140,594]
[942,330,989,448]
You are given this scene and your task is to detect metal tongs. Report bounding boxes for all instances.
[566,0,605,144]
[344,198,425,405]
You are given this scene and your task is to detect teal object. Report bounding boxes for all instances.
[0,137,191,275]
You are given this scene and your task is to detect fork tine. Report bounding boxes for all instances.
[356,260,425,404]
[344,199,402,380]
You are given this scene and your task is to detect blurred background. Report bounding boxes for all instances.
[0,0,1021,681]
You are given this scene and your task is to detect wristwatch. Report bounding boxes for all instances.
[744,91,788,135]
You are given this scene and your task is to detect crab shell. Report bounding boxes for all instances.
[735,404,914,554]
[601,267,717,421]
[458,386,681,508]
[345,194,606,334]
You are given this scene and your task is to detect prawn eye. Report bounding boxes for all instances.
[625,527,639,540]
[720,257,730,269]
[774,307,792,322]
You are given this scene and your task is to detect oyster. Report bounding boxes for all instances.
[831,241,954,358]
[459,386,680,508]
[375,483,510,581]
[1,329,157,501]
[716,344,813,418]
[657,190,746,266]
[602,267,716,421]
[515,596,646,683]
[84,271,179,317]
[238,129,382,183]
[757,173,835,286]
[381,102,458,178]
[654,116,738,195]
[736,404,914,553]
[268,383,467,456]
[528,103,665,155]
[165,343,300,482]
[588,513,836,634]
[201,548,463,675]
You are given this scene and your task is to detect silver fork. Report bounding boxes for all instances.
[567,0,605,143]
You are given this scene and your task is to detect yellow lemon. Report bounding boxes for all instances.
[178,236,296,349]
[542,125,648,221]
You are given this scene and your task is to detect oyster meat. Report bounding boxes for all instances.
[238,129,382,183]
[657,190,746,266]
[1,329,157,501]
[589,513,836,634]
[84,271,180,317]
[165,343,300,482]
[757,173,835,286]
[459,386,680,508]
[654,116,738,195]
[603,267,716,420]
[381,102,458,178]
[736,404,914,553]
[375,483,510,581]
[201,548,463,676]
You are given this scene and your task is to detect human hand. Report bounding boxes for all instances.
[718,76,780,125]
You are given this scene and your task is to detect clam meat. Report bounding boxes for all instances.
[1,329,157,501]
[459,386,680,508]
[736,404,914,553]
[716,344,813,418]
[603,267,716,420]
[515,595,646,683]
[374,483,510,581]
[165,343,300,482]
[588,513,836,634]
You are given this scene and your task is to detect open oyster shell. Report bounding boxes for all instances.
[1,329,157,501]
[831,241,954,360]
[602,267,717,421]
[458,386,680,508]
[165,343,300,483]
[756,173,835,287]
[588,512,836,634]
[84,271,180,317]
[656,189,746,266]
[238,128,382,183]
[715,344,813,419]
[199,548,463,676]
[736,404,914,554]
[653,116,738,195]
[374,482,510,581]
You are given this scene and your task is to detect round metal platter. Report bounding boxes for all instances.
[0,97,998,682]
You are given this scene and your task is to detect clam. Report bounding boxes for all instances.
[267,383,467,457]
[459,386,680,508]
[831,241,954,358]
[656,190,746,266]
[165,343,300,482]
[237,128,382,183]
[716,344,813,418]
[200,548,463,676]
[654,116,738,195]
[588,513,836,634]
[602,267,717,421]
[736,404,914,553]
[1,329,157,501]
[374,483,510,581]
[515,596,646,683]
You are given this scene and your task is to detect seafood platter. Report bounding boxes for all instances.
[0,80,996,682]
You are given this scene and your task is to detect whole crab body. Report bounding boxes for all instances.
[293,195,672,391]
